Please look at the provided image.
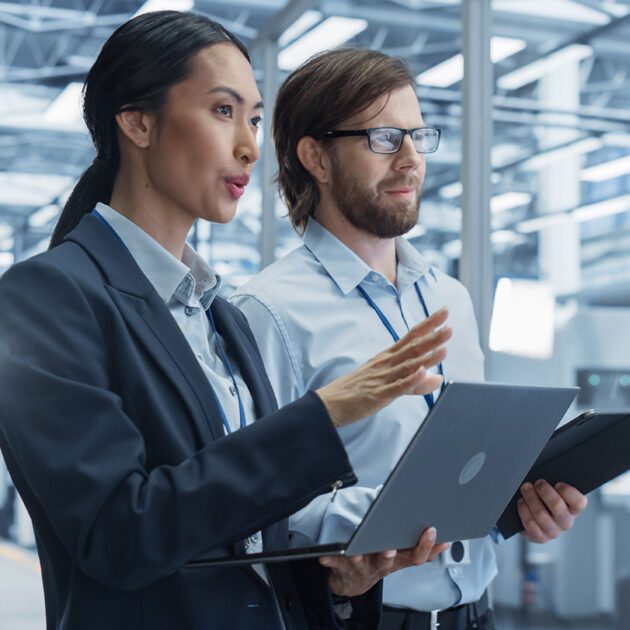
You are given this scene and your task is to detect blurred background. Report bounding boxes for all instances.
[1,0,630,628]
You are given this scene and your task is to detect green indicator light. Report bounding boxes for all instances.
[620,375,630,387]
[588,374,601,387]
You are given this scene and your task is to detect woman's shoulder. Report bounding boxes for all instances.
[0,240,105,302]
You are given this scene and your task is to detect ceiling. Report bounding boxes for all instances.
[2,0,630,302]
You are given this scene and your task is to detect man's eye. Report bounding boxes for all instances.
[373,130,398,148]
[217,104,233,117]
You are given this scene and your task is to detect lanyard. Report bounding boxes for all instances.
[356,282,445,409]
[92,209,247,435]
[206,308,247,434]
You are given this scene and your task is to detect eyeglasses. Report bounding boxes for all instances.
[319,126,441,154]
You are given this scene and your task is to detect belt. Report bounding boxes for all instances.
[380,591,491,630]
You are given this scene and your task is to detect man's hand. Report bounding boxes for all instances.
[518,480,588,544]
[319,527,448,597]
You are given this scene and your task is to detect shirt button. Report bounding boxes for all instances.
[184,306,195,316]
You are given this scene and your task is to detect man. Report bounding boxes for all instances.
[232,48,587,629]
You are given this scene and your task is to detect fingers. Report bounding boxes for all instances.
[517,497,547,544]
[378,344,448,397]
[555,482,588,515]
[411,373,444,396]
[519,480,578,542]
[409,527,437,565]
[428,543,450,563]
[389,308,449,353]
[395,326,452,364]
[394,527,445,568]
[319,554,363,568]
[372,550,398,574]
[389,353,446,397]
[406,307,449,338]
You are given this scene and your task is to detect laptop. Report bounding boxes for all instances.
[186,381,578,567]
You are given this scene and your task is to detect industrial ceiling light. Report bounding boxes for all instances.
[493,0,610,25]
[490,192,532,213]
[278,17,368,71]
[29,204,60,228]
[522,137,602,171]
[416,36,526,87]
[134,0,194,16]
[517,193,630,232]
[573,194,630,222]
[279,10,322,47]
[0,252,14,267]
[44,82,84,128]
[581,155,630,182]
[497,44,593,91]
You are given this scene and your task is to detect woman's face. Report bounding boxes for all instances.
[145,43,262,225]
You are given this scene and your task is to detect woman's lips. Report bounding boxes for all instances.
[225,181,245,198]
[224,175,250,199]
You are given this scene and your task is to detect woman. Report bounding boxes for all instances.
[0,11,450,630]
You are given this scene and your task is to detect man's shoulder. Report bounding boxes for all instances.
[430,266,471,297]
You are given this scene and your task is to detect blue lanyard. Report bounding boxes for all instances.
[206,308,247,434]
[356,282,445,409]
[92,209,247,435]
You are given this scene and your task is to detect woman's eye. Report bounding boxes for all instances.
[251,116,263,128]
[217,104,233,117]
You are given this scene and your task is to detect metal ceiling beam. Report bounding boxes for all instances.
[0,2,89,21]
[415,86,630,126]
[0,12,128,33]
[251,0,317,50]
[1,64,87,81]
[494,12,630,88]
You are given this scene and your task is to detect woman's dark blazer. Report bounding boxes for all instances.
[0,214,373,630]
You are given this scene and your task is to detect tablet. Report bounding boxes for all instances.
[497,409,630,538]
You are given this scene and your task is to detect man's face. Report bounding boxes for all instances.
[325,84,426,239]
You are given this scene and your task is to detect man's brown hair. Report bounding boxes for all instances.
[273,48,415,233]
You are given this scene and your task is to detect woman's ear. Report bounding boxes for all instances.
[115,110,155,150]
[296,136,331,185]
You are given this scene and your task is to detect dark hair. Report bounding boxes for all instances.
[273,48,414,233]
[49,10,250,248]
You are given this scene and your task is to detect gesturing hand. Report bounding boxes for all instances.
[317,308,451,428]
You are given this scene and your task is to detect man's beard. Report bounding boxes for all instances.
[329,162,422,239]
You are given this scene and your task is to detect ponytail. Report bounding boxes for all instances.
[49,157,117,249]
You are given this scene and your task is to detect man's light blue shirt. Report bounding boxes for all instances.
[231,218,498,611]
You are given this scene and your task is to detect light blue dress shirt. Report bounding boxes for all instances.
[231,218,498,612]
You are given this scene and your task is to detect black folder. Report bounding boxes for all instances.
[497,410,630,539]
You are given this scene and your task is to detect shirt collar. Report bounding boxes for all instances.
[94,202,220,308]
[302,218,435,295]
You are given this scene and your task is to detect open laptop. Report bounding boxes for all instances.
[187,381,578,567]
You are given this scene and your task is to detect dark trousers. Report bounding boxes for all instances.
[379,592,495,630]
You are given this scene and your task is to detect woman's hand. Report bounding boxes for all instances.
[316,308,451,428]
[320,527,449,598]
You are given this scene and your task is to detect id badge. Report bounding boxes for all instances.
[442,540,471,567]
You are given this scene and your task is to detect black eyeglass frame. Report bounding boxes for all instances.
[318,126,441,154]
